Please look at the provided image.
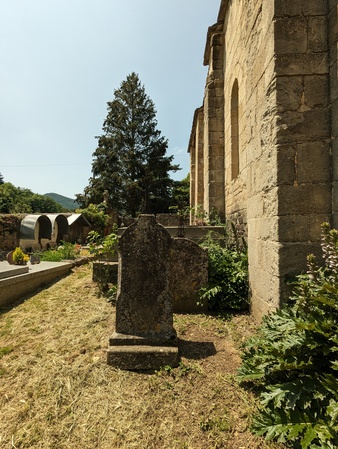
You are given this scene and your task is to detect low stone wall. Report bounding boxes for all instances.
[0,261,73,307]
[156,213,189,227]
[0,214,24,252]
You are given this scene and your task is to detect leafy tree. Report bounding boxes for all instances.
[78,72,179,217]
[171,173,190,211]
[77,203,109,235]
[0,182,63,213]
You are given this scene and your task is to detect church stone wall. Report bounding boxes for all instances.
[189,0,337,320]
[221,0,278,318]
[274,0,333,314]
[330,1,338,226]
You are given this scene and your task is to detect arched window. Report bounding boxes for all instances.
[231,79,239,180]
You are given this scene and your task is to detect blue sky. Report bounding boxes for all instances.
[0,0,220,198]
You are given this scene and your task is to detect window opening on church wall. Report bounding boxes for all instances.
[231,79,239,180]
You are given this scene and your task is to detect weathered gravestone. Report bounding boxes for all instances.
[107,215,179,370]
[171,238,208,313]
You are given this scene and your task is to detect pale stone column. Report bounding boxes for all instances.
[203,31,225,221]
[195,107,205,208]
[189,120,196,214]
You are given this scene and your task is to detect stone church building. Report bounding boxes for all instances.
[188,0,338,319]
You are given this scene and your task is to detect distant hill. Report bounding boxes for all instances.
[44,193,80,211]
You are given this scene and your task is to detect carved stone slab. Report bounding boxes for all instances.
[107,215,178,370]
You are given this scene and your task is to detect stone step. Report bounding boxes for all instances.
[109,332,177,347]
[0,264,29,280]
[107,345,179,370]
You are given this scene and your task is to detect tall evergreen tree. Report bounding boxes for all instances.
[0,173,4,185]
[80,73,179,216]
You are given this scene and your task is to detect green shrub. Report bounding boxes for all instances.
[238,223,338,449]
[40,242,80,262]
[88,230,118,297]
[77,203,109,234]
[199,224,249,311]
[87,229,118,261]
[12,247,29,265]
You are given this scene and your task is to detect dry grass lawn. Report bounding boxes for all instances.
[0,264,285,449]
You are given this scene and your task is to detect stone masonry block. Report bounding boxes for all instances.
[250,158,278,195]
[208,118,224,133]
[211,32,224,47]
[247,239,268,273]
[329,4,338,45]
[329,42,338,67]
[276,76,303,111]
[207,107,218,119]
[208,169,224,183]
[274,0,328,17]
[330,61,338,103]
[250,292,278,322]
[278,214,330,243]
[278,242,322,277]
[208,96,224,109]
[308,17,328,52]
[276,109,330,143]
[276,145,297,184]
[296,141,331,183]
[278,183,331,215]
[275,18,308,54]
[207,155,224,171]
[330,0,338,11]
[247,194,264,219]
[304,75,329,108]
[263,187,279,217]
[207,132,224,146]
[333,180,338,210]
[248,264,281,312]
[250,216,279,242]
[275,53,329,76]
[212,46,223,62]
[332,98,338,136]
[332,139,338,182]
[213,59,224,70]
[208,181,225,198]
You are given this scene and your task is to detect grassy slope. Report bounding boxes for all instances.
[0,265,285,449]
[44,192,80,211]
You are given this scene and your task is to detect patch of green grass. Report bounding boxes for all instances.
[0,319,12,337]
[200,414,231,433]
[0,346,13,358]
[76,270,89,279]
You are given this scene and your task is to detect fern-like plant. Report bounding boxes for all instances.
[238,223,338,448]
[199,223,249,311]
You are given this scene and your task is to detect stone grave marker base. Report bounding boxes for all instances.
[107,344,179,371]
[107,332,179,370]
[109,332,178,347]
